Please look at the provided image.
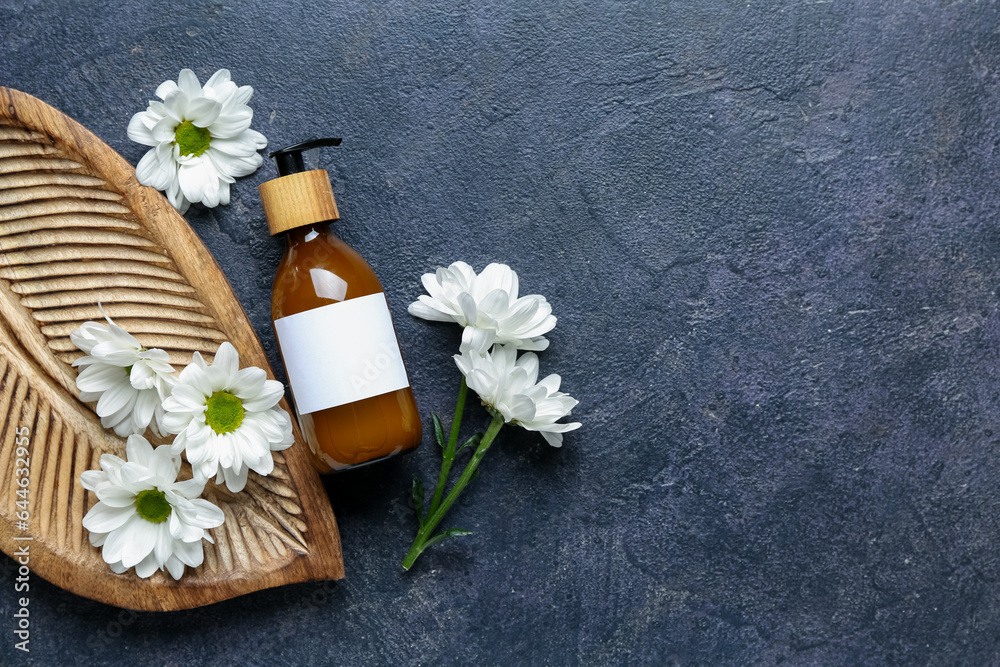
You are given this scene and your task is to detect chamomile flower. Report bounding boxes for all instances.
[81,434,224,580]
[127,68,267,213]
[161,342,293,493]
[408,261,557,351]
[71,311,177,437]
[454,330,581,447]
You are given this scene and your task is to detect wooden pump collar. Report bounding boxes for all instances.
[259,169,340,236]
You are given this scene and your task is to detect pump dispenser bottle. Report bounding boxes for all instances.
[259,138,421,473]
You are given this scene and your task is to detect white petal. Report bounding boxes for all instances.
[95,381,137,419]
[449,261,478,288]
[134,551,161,578]
[217,434,237,469]
[149,446,182,483]
[165,179,191,213]
[177,157,216,204]
[538,420,582,434]
[176,68,202,98]
[211,147,262,178]
[187,97,221,127]
[127,112,157,146]
[164,382,209,413]
[100,516,137,564]
[473,263,517,301]
[151,114,179,142]
[508,395,536,422]
[217,180,232,206]
[209,131,264,158]
[212,342,240,378]
[229,365,266,398]
[80,470,107,492]
[457,292,478,326]
[207,113,252,138]
[245,128,267,149]
[203,68,231,92]
[124,434,153,466]
[94,485,137,508]
[478,288,510,318]
[499,296,541,333]
[76,363,129,393]
[540,431,564,447]
[249,451,274,476]
[537,374,562,394]
[155,79,180,100]
[121,517,159,568]
[515,352,540,386]
[171,538,206,568]
[184,498,225,529]
[221,465,248,492]
[98,453,126,476]
[135,147,175,191]
[513,336,550,352]
[240,380,283,412]
[164,555,186,580]
[83,503,135,533]
[153,524,174,565]
[460,326,496,355]
[408,298,456,322]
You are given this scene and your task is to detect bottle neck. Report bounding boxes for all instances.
[285,219,336,247]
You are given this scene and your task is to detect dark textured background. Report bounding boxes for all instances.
[3,0,1000,664]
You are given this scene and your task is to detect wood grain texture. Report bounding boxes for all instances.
[0,87,344,611]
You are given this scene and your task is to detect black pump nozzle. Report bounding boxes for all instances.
[269,138,342,177]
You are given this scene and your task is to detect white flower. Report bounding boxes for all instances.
[161,342,293,492]
[408,261,557,351]
[81,434,224,580]
[71,311,177,437]
[127,68,267,214]
[454,330,581,447]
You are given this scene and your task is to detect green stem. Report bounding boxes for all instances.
[402,413,505,570]
[427,376,468,518]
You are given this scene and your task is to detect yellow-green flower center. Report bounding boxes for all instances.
[205,390,245,434]
[174,120,211,157]
[135,488,171,524]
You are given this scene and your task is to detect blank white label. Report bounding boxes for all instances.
[273,293,410,414]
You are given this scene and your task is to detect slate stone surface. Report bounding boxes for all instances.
[3,0,1000,664]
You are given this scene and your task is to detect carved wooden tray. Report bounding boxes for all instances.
[0,87,344,610]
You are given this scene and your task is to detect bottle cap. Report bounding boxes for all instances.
[259,138,343,236]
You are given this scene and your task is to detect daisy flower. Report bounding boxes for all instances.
[127,68,267,213]
[71,311,177,437]
[408,261,557,351]
[454,330,581,447]
[161,342,293,492]
[81,434,224,580]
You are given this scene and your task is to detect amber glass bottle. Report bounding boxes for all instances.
[259,139,421,473]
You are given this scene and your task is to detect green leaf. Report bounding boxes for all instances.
[424,527,473,550]
[431,413,447,450]
[411,476,425,526]
[458,432,482,452]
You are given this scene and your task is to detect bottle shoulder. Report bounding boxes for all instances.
[272,228,383,318]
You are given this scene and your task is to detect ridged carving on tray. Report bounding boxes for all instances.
[0,87,343,611]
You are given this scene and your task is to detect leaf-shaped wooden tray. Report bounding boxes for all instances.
[0,87,344,610]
